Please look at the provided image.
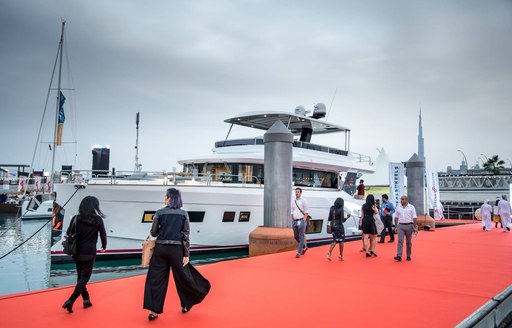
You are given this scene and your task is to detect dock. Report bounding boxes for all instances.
[1,224,511,327]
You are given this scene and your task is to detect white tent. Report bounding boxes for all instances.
[364,148,391,186]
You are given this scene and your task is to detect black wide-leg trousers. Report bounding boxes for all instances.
[143,244,210,314]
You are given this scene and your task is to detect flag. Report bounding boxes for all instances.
[56,91,66,146]
[34,177,41,190]
[389,162,405,209]
[426,169,441,210]
[17,177,26,192]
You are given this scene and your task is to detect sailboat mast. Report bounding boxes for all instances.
[134,112,140,171]
[50,20,65,191]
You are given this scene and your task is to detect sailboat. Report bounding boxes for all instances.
[20,21,70,225]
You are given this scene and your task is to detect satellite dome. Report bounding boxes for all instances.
[312,102,327,119]
[294,105,307,116]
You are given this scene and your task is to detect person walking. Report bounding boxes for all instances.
[143,188,210,320]
[378,194,395,243]
[62,196,107,313]
[493,198,502,229]
[326,197,351,261]
[361,194,378,257]
[497,195,512,232]
[356,180,365,199]
[291,187,309,258]
[393,195,418,262]
[480,200,492,231]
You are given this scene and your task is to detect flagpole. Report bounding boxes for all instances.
[50,20,65,192]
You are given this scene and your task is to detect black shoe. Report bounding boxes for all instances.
[483,227,485,231]
[406,257,411,261]
[148,313,158,320]
[301,247,308,255]
[365,252,371,258]
[388,240,394,243]
[377,241,384,244]
[62,299,73,313]
[83,299,93,309]
[507,227,510,231]
[371,251,378,257]
[182,307,189,313]
[394,256,402,262]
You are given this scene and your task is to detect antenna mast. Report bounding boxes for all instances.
[134,112,141,171]
[50,20,65,192]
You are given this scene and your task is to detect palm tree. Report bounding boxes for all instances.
[483,155,505,174]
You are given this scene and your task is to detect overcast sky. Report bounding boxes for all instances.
[1,0,511,176]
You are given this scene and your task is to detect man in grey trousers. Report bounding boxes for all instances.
[393,195,418,262]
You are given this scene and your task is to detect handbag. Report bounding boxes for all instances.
[62,216,77,255]
[327,208,334,234]
[374,214,384,234]
[295,199,312,226]
[141,236,156,268]
[327,221,333,234]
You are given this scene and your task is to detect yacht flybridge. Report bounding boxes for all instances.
[48,104,373,263]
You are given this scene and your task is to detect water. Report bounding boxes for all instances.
[0,212,247,296]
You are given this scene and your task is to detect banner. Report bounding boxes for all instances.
[17,177,26,192]
[56,91,66,146]
[34,177,41,190]
[389,163,405,209]
[426,169,441,210]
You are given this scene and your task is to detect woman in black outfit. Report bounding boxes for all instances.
[326,197,351,261]
[144,188,210,321]
[361,194,378,257]
[62,196,107,313]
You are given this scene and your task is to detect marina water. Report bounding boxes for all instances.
[0,212,247,296]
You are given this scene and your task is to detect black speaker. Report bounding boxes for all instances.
[92,147,110,177]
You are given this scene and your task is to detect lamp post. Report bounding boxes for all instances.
[507,158,512,169]
[477,157,485,166]
[481,154,489,162]
[457,150,468,171]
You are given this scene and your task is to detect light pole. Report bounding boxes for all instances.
[481,154,489,162]
[477,157,485,166]
[458,150,468,171]
[507,158,512,168]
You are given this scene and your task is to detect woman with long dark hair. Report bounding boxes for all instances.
[361,194,378,257]
[62,196,107,313]
[326,197,351,261]
[143,188,210,321]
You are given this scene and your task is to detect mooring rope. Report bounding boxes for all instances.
[0,186,83,260]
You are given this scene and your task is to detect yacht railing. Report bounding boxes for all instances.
[58,170,263,187]
[214,138,372,165]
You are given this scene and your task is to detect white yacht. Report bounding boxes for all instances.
[49,104,373,263]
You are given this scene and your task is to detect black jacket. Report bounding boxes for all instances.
[67,215,107,261]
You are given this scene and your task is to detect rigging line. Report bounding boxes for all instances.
[22,40,61,196]
[1,185,82,260]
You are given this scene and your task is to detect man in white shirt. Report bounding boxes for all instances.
[497,195,512,232]
[480,200,493,231]
[291,188,309,258]
[393,195,418,262]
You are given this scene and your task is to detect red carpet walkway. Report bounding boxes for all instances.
[1,224,511,328]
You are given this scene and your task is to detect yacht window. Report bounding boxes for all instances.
[305,219,323,234]
[188,211,205,223]
[293,169,338,189]
[239,211,250,222]
[141,211,156,223]
[222,211,236,222]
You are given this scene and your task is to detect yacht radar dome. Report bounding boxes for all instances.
[294,105,310,116]
[312,102,327,119]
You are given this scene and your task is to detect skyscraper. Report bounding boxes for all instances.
[418,108,425,162]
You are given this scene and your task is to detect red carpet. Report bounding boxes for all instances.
[1,224,511,328]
